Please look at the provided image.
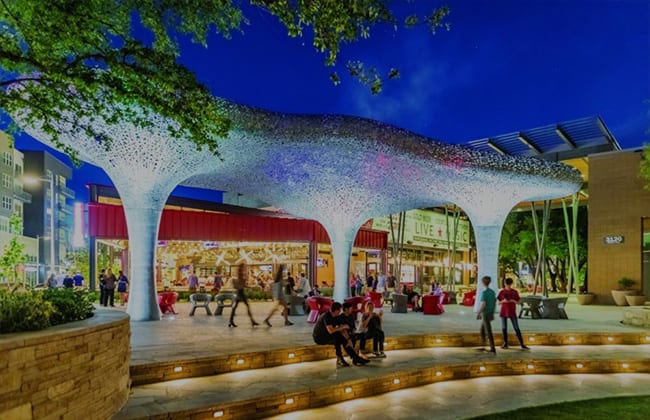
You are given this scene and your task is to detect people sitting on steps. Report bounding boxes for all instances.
[312,302,370,367]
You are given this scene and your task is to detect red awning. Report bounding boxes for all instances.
[88,203,387,249]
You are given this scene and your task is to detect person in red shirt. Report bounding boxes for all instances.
[497,278,529,349]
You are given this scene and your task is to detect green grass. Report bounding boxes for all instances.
[469,395,650,420]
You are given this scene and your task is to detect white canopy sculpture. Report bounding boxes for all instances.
[18,99,582,321]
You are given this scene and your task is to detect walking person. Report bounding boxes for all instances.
[263,264,293,327]
[103,268,117,307]
[498,277,530,349]
[228,263,259,328]
[117,270,129,306]
[476,275,497,354]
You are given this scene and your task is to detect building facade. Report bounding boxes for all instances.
[588,148,650,303]
[22,150,75,282]
[0,131,36,285]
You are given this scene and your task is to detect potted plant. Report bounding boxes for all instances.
[611,277,637,306]
[625,290,647,306]
[576,285,595,305]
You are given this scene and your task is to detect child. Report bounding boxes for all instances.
[476,275,497,353]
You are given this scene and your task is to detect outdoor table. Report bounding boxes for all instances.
[519,295,543,319]
[288,295,305,316]
[540,297,569,319]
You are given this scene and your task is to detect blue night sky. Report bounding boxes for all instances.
[15,0,650,202]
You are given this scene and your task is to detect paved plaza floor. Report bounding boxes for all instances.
[107,296,650,419]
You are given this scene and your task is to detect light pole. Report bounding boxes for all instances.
[25,175,56,277]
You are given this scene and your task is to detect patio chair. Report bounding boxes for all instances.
[189,293,212,316]
[365,291,383,307]
[214,292,237,316]
[158,291,178,315]
[422,295,444,315]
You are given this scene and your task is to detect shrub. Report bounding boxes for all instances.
[0,289,54,333]
[41,288,95,326]
[246,288,271,301]
[618,278,636,290]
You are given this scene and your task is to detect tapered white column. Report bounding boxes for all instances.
[324,225,358,302]
[472,223,506,312]
[461,201,514,313]
[122,196,167,321]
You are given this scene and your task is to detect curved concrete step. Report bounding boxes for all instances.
[116,344,650,420]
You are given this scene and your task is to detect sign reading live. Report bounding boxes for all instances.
[603,235,624,245]
[371,209,471,249]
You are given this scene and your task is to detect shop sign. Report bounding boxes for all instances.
[203,241,220,249]
[603,235,624,245]
[371,209,470,249]
[157,240,167,247]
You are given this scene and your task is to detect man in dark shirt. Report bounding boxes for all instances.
[313,302,369,367]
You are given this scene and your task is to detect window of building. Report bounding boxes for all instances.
[2,152,12,166]
[2,173,11,188]
[0,216,8,232]
[15,164,22,176]
[2,196,12,210]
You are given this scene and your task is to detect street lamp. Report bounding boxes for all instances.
[24,175,56,279]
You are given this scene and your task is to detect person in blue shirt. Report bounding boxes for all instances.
[476,275,497,354]
[72,272,84,287]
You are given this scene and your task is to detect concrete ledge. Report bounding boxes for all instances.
[0,310,130,419]
[118,348,650,420]
[130,331,650,386]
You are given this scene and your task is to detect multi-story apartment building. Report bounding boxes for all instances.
[22,150,75,283]
[0,131,35,284]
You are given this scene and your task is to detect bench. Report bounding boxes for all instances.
[189,293,212,316]
[214,292,237,316]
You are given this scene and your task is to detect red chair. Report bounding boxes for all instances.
[365,291,383,308]
[344,296,368,317]
[158,291,178,314]
[306,296,334,323]
[462,290,477,307]
[422,295,444,315]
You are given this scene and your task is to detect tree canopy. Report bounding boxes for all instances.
[641,145,650,190]
[0,0,450,159]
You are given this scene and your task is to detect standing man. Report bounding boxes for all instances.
[296,272,312,298]
[98,268,106,305]
[476,275,497,354]
[188,270,199,293]
[72,271,84,287]
[212,271,224,293]
[103,268,117,307]
[498,277,529,349]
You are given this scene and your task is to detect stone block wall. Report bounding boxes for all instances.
[0,311,130,419]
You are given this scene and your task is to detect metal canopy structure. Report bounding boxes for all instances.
[468,116,621,161]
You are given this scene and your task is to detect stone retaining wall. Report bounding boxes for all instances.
[0,310,130,419]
